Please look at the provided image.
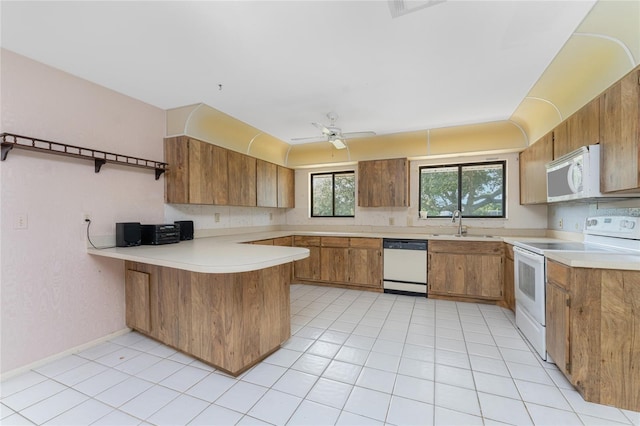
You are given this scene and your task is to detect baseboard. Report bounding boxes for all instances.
[0,327,131,382]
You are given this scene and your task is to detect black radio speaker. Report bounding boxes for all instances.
[174,220,194,240]
[116,222,141,247]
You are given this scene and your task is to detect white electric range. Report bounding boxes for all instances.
[511,216,640,361]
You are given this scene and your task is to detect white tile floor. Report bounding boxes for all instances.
[1,284,639,426]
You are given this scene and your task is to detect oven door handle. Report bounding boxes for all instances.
[513,246,543,261]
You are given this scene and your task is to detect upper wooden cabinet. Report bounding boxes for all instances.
[358,158,409,207]
[165,136,228,204]
[519,131,553,205]
[228,150,256,207]
[257,159,277,207]
[164,136,294,207]
[553,98,601,159]
[600,67,640,193]
[277,166,295,208]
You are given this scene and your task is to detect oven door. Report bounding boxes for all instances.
[513,246,546,326]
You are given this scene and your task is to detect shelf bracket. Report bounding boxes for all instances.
[94,158,106,173]
[155,168,166,180]
[1,142,13,161]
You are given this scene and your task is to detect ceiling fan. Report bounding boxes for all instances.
[292,112,376,149]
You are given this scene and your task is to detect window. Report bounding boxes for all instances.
[419,161,505,218]
[311,171,355,217]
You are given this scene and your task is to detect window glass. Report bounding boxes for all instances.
[311,171,355,217]
[461,163,504,217]
[419,161,505,218]
[419,166,458,217]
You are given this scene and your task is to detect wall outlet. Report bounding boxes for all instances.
[558,218,563,229]
[83,212,92,222]
[214,213,220,223]
[269,212,273,221]
[14,212,28,229]
[389,217,395,226]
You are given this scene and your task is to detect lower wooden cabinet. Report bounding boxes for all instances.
[293,236,321,281]
[125,261,291,375]
[294,236,382,290]
[545,260,640,412]
[428,241,504,302]
[125,269,151,333]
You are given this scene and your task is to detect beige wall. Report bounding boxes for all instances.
[0,50,166,375]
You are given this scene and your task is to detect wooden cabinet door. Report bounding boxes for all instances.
[358,158,409,207]
[465,254,503,299]
[125,269,151,333]
[348,247,382,288]
[519,132,553,205]
[546,282,570,376]
[228,151,257,206]
[553,121,570,159]
[601,67,640,193]
[568,97,600,151]
[277,166,295,208]
[257,159,278,207]
[320,247,349,283]
[189,139,228,205]
[294,246,321,281]
[428,252,466,296]
[164,136,189,204]
[379,158,409,207]
[357,160,378,207]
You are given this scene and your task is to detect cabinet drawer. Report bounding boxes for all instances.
[321,237,350,247]
[429,240,503,255]
[294,235,320,246]
[349,237,381,249]
[273,236,293,247]
[546,260,570,290]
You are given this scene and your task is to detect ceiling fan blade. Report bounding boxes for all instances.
[290,135,326,143]
[312,122,332,136]
[342,131,377,139]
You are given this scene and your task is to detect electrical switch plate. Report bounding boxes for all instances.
[269,212,273,221]
[214,213,220,223]
[14,213,28,229]
[389,217,395,226]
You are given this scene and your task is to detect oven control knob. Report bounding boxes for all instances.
[587,219,598,227]
[621,220,635,229]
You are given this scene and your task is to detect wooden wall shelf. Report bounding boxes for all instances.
[0,133,168,180]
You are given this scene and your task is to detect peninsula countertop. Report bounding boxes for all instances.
[87,237,309,274]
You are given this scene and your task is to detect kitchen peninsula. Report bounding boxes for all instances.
[88,238,309,375]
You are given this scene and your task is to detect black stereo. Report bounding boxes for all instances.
[141,224,180,245]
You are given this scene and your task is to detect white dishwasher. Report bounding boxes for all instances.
[383,239,428,296]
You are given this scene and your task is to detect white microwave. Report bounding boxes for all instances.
[545,144,640,202]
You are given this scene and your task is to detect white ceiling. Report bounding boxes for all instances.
[1,1,596,145]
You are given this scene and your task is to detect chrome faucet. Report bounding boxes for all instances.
[452,209,465,236]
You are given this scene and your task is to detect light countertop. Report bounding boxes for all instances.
[88,230,640,273]
[87,237,309,274]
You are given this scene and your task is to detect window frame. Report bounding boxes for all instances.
[418,160,506,219]
[310,170,356,218]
